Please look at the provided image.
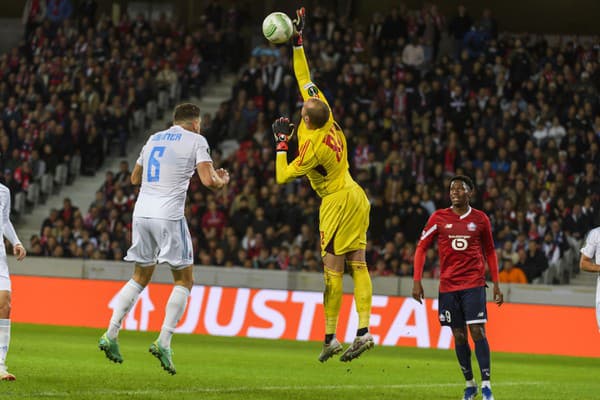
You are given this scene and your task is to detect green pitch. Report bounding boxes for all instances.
[2,324,598,399]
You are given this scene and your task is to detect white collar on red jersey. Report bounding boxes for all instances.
[459,206,472,219]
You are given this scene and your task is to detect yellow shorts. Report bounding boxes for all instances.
[319,185,370,257]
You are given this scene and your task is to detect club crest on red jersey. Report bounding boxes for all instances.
[467,222,476,231]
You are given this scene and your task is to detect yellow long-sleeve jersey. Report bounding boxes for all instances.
[275,45,359,198]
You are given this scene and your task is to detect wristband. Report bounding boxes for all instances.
[276,142,289,152]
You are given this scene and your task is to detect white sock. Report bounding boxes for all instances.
[107,279,144,339]
[481,380,491,388]
[0,319,9,370]
[466,379,477,387]
[158,286,190,348]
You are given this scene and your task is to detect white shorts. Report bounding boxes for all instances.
[0,257,10,291]
[124,217,193,269]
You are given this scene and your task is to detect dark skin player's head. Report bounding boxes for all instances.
[449,175,474,213]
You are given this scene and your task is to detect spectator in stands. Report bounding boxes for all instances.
[58,198,78,227]
[29,234,43,256]
[448,4,473,57]
[47,0,73,24]
[114,161,131,188]
[509,39,533,88]
[229,196,253,238]
[521,240,549,283]
[41,208,58,235]
[202,200,226,239]
[13,162,32,195]
[77,0,97,21]
[498,256,527,284]
[478,8,497,39]
[563,204,590,249]
[22,0,47,40]
[542,231,561,266]
[402,35,425,71]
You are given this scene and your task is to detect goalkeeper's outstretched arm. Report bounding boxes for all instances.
[291,8,330,108]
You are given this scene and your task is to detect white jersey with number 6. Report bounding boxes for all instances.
[580,226,600,331]
[133,125,212,220]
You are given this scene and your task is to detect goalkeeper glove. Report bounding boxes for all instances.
[272,117,294,152]
[292,7,305,47]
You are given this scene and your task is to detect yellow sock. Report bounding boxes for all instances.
[323,267,343,335]
[348,261,372,330]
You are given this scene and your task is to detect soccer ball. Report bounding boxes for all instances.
[262,12,293,44]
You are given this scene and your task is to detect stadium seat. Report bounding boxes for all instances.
[158,91,169,113]
[26,183,40,206]
[70,155,81,179]
[146,101,158,122]
[40,173,54,196]
[54,164,68,187]
[13,192,26,215]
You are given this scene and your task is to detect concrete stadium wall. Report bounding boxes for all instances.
[9,257,594,307]
[0,18,23,54]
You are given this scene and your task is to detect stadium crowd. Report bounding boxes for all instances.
[2,0,244,207]
[30,4,600,285]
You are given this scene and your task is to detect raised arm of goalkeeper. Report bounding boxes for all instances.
[292,8,330,109]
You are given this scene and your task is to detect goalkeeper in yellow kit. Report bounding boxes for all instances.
[273,8,373,363]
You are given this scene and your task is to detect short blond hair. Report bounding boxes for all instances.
[305,98,330,128]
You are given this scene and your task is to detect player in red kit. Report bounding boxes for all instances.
[412,175,503,400]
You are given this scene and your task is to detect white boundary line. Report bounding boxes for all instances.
[14,381,545,397]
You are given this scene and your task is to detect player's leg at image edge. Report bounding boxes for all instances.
[149,285,190,374]
[319,267,343,362]
[98,278,144,363]
[0,318,14,381]
[339,260,374,362]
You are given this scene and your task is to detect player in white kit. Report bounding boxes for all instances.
[98,103,229,374]
[0,184,26,381]
[579,226,600,331]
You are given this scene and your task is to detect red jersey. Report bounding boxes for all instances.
[414,206,499,292]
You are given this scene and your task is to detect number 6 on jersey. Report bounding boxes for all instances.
[148,146,166,182]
